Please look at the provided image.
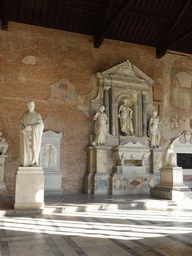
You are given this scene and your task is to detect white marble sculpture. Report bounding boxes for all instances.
[41,144,57,168]
[20,100,44,167]
[92,105,109,145]
[148,110,160,148]
[163,142,177,167]
[118,99,134,136]
[0,132,8,155]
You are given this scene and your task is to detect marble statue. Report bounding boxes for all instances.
[20,100,44,167]
[163,142,177,167]
[41,144,49,168]
[118,99,134,136]
[49,145,56,167]
[148,110,160,148]
[0,132,8,155]
[92,105,109,145]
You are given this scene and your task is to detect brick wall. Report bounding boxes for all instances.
[0,22,191,194]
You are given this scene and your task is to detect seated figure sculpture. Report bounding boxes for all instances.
[20,100,44,166]
[92,105,109,145]
[118,99,134,136]
[163,142,177,167]
[148,110,160,148]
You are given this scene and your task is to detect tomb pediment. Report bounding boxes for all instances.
[43,131,62,139]
[97,60,153,88]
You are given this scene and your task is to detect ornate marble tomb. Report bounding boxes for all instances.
[85,60,159,195]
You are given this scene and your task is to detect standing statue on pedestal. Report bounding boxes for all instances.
[20,100,44,166]
[148,110,160,148]
[118,99,134,136]
[92,105,109,146]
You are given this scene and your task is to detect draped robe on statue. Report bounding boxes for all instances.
[20,111,44,166]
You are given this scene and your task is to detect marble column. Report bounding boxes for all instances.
[137,93,142,137]
[85,146,110,195]
[133,102,138,137]
[142,93,147,136]
[109,88,116,136]
[103,89,109,121]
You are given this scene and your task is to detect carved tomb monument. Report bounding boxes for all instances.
[85,60,160,195]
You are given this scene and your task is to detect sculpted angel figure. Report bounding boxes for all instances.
[20,100,44,167]
[92,105,109,145]
[118,99,134,136]
[148,110,160,148]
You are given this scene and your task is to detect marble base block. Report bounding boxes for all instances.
[14,167,44,209]
[44,172,63,195]
[92,173,110,195]
[85,145,111,194]
[150,147,163,174]
[150,166,191,200]
[111,167,150,195]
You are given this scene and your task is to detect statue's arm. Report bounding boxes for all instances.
[93,112,99,121]
[118,105,122,118]
[129,108,133,118]
[32,113,43,126]
[20,114,27,133]
[149,117,153,127]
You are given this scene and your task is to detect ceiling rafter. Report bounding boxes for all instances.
[93,0,114,48]
[94,0,134,48]
[2,0,9,30]
[156,0,191,57]
[0,0,191,56]
[163,0,191,42]
[156,26,192,58]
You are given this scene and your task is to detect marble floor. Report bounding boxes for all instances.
[0,194,192,255]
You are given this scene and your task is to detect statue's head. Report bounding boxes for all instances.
[123,99,128,105]
[100,105,105,112]
[153,110,157,117]
[27,100,35,112]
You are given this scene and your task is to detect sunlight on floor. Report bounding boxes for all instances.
[1,208,192,241]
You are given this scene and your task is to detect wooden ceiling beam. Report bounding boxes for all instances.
[163,0,191,42]
[94,0,134,48]
[156,27,192,58]
[94,1,188,48]
[94,0,114,48]
[2,0,9,30]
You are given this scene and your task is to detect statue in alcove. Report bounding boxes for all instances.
[148,110,160,148]
[118,99,134,136]
[92,105,109,146]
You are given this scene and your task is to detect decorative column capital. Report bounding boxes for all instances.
[104,85,111,91]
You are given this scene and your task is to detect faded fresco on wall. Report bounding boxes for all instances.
[161,70,192,146]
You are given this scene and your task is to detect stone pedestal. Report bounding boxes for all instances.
[14,167,44,209]
[85,146,110,195]
[150,166,191,200]
[150,147,163,174]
